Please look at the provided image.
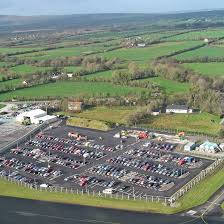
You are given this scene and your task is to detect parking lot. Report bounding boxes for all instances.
[0,125,213,198]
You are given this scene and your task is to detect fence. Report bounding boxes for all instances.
[1,159,223,205]
[0,175,170,204]
[170,159,224,202]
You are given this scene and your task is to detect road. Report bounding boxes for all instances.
[0,196,223,224]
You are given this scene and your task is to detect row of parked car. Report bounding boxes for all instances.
[11,148,86,169]
[0,157,63,180]
[89,164,130,179]
[107,156,188,178]
[36,134,118,152]
[25,139,106,160]
[125,148,200,168]
[0,169,41,186]
[127,174,173,191]
[143,141,176,152]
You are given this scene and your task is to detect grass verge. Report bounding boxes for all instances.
[0,167,223,214]
[67,117,112,131]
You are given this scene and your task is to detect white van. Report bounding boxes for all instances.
[102,188,114,195]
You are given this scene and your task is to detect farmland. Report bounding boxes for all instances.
[183,63,224,77]
[175,45,224,60]
[0,81,147,101]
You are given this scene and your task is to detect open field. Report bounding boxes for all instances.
[183,63,224,77]
[0,78,21,89]
[0,81,147,101]
[176,45,224,60]
[138,77,190,94]
[9,64,51,75]
[0,166,223,214]
[166,29,224,41]
[73,106,136,124]
[0,47,42,54]
[140,113,221,135]
[85,70,113,80]
[99,41,201,62]
[67,117,111,131]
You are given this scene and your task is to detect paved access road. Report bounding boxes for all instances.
[0,196,223,224]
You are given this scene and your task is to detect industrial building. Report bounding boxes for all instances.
[16,109,57,125]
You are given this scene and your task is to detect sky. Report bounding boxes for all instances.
[0,0,224,15]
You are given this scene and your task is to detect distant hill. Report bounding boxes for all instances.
[1,10,224,33]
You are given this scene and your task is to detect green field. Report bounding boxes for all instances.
[138,77,190,94]
[99,41,201,62]
[67,117,111,131]
[75,106,136,124]
[9,64,51,75]
[176,45,224,60]
[0,81,147,101]
[166,29,224,41]
[0,47,42,54]
[0,103,5,109]
[0,78,21,89]
[183,63,224,77]
[140,112,221,135]
[85,70,113,80]
[20,44,110,60]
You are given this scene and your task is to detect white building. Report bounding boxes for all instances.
[184,142,196,152]
[198,141,220,154]
[137,43,146,48]
[16,109,57,125]
[166,105,193,114]
[67,73,73,78]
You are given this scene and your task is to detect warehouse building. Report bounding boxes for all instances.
[16,109,57,125]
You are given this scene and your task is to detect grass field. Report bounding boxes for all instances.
[85,70,113,80]
[0,103,5,109]
[75,106,136,124]
[0,47,42,54]
[0,166,223,214]
[183,63,224,77]
[140,112,221,135]
[3,64,51,77]
[99,41,201,62]
[9,64,51,75]
[20,44,109,60]
[138,77,190,94]
[0,78,21,89]
[176,45,224,60]
[166,29,224,41]
[0,81,147,101]
[67,117,111,131]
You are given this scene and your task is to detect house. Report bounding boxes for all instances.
[137,43,146,48]
[68,101,84,112]
[166,105,193,114]
[22,80,28,85]
[204,38,209,43]
[67,73,73,78]
[184,142,196,152]
[151,109,161,116]
[16,109,57,125]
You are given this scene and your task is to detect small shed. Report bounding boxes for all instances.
[184,142,196,152]
[68,101,84,112]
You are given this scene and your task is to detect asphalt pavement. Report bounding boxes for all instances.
[0,196,223,224]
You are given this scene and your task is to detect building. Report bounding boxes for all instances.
[68,101,84,112]
[198,141,220,154]
[137,43,146,48]
[151,109,161,116]
[184,142,196,152]
[16,109,57,125]
[67,73,73,78]
[166,105,193,114]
